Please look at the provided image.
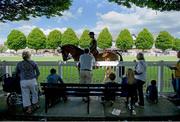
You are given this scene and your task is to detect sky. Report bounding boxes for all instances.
[0,0,180,44]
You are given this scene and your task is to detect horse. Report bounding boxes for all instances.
[58,44,125,81]
[58,44,123,61]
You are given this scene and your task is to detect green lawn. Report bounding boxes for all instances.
[0,55,176,92]
[0,55,177,61]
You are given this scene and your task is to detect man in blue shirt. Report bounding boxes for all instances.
[79,48,96,102]
[79,48,96,84]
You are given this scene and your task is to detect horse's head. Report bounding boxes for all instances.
[57,46,69,61]
[58,44,84,61]
[57,46,62,53]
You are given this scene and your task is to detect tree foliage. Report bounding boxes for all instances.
[135,28,154,50]
[109,0,180,11]
[0,45,7,53]
[1,0,180,22]
[116,29,133,51]
[6,29,26,51]
[61,28,79,46]
[173,38,180,51]
[47,30,62,49]
[27,28,46,51]
[155,31,174,51]
[97,28,112,49]
[0,0,72,22]
[79,29,91,48]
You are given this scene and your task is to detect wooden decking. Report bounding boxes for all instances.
[0,94,180,121]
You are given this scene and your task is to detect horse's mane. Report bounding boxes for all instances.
[61,44,83,52]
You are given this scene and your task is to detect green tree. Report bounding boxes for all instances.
[109,0,180,11]
[0,0,72,22]
[173,38,180,51]
[27,28,46,51]
[61,28,79,46]
[0,45,7,53]
[79,30,91,48]
[135,28,154,50]
[155,31,174,51]
[116,29,133,51]
[6,29,26,51]
[97,28,112,49]
[47,30,62,50]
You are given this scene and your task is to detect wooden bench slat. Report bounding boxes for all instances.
[40,83,124,114]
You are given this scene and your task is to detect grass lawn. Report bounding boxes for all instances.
[0,55,177,61]
[0,55,176,92]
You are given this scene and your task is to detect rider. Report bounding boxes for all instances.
[89,32,99,56]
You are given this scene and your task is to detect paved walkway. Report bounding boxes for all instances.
[0,94,180,121]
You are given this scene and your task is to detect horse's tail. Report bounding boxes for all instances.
[115,51,123,61]
[115,51,125,77]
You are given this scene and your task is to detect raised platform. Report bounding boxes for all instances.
[0,95,180,121]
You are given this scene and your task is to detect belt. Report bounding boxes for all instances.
[81,69,91,71]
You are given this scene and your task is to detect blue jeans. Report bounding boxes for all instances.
[172,78,180,97]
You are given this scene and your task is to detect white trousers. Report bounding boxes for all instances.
[20,78,38,107]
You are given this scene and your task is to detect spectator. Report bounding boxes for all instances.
[146,80,158,103]
[168,50,180,98]
[125,68,137,114]
[47,68,67,105]
[79,48,96,102]
[47,68,64,84]
[16,51,40,114]
[102,72,118,104]
[134,52,147,107]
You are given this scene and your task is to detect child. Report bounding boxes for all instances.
[47,68,67,106]
[102,72,118,104]
[146,80,158,103]
[125,68,137,115]
[47,68,64,84]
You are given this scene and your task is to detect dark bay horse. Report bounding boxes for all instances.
[58,44,125,81]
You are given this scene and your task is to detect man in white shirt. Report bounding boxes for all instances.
[79,48,96,84]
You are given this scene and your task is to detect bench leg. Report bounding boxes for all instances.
[87,96,90,114]
[45,95,48,113]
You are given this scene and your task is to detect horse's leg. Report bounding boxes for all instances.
[103,66,113,82]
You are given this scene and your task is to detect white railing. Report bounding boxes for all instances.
[0,61,176,93]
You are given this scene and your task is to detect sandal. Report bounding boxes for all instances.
[24,107,32,114]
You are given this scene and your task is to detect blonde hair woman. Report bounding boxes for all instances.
[16,51,40,114]
[126,68,137,115]
[126,68,136,85]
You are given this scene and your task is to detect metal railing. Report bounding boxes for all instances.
[0,61,176,93]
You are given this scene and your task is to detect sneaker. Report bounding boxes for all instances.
[138,104,144,108]
[135,102,139,107]
[132,110,136,115]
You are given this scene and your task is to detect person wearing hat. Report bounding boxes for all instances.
[89,32,99,55]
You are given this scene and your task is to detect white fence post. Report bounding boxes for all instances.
[158,61,164,93]
[3,61,8,75]
[117,61,123,83]
[58,61,62,78]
